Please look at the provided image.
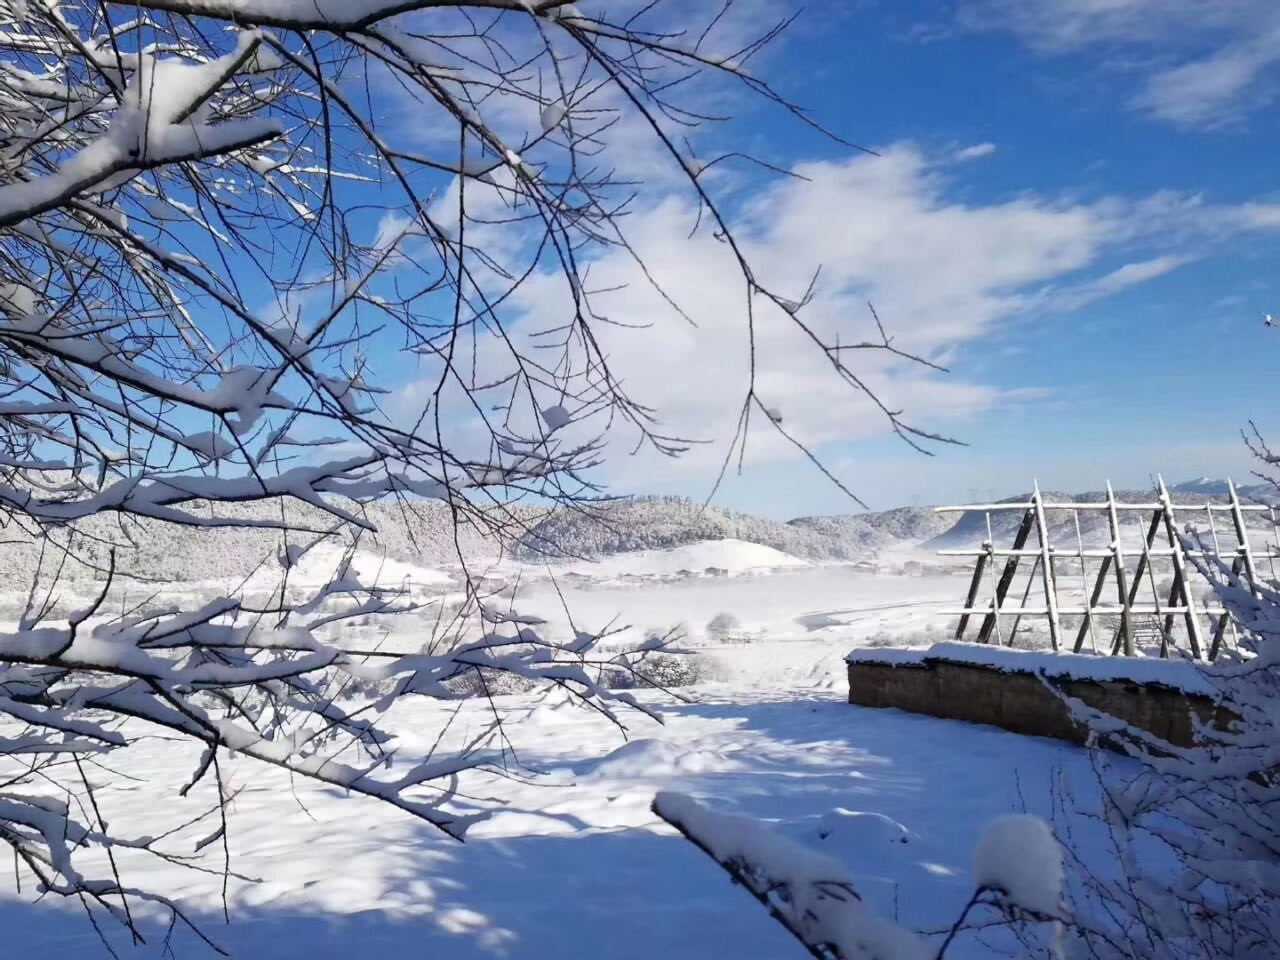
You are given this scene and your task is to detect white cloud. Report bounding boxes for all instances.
[1225,202,1280,232]
[957,0,1280,126]
[953,142,997,162]
[1089,254,1194,292]
[1042,253,1197,311]
[1135,36,1280,126]
[388,142,1280,494]
[959,0,1271,52]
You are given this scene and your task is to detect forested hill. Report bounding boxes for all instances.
[4,480,1271,584]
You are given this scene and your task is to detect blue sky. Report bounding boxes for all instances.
[567,0,1280,517]
[260,1,1280,521]
[18,3,1280,520]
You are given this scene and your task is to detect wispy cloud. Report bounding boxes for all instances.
[955,0,1280,127]
[1134,33,1280,126]
[1090,255,1195,292]
[1040,253,1197,312]
[953,142,997,162]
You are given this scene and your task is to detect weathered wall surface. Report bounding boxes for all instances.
[847,657,1235,748]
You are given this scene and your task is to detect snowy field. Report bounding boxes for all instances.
[3,539,1119,958]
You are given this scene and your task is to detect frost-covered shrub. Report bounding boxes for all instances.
[860,630,902,648]
[1063,539,1280,957]
[1006,623,1053,651]
[444,667,540,698]
[706,611,743,641]
[604,652,715,690]
[860,623,945,649]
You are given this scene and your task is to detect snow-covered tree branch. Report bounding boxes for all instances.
[0,0,952,949]
[653,793,1068,960]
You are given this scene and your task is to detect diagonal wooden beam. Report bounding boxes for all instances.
[1209,556,1243,661]
[1031,482,1062,650]
[1157,476,1204,660]
[1075,554,1113,653]
[955,546,990,641]
[1110,509,1162,655]
[977,509,1035,645]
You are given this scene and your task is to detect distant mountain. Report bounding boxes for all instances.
[1168,477,1277,503]
[512,496,925,562]
[514,480,1279,564]
[785,506,956,552]
[2,476,1274,588]
[0,498,539,587]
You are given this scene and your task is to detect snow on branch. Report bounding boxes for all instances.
[0,554,659,945]
[0,0,941,540]
[655,793,1075,960]
[652,792,931,960]
[0,1,955,949]
[0,30,279,227]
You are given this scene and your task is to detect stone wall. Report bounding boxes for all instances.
[847,656,1236,748]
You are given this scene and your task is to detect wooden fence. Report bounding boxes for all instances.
[937,477,1279,661]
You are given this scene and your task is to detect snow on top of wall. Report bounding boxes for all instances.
[847,641,1222,697]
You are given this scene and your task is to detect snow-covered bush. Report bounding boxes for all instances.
[1061,475,1280,956]
[605,651,716,690]
[859,622,946,649]
[706,611,744,641]
[445,665,542,698]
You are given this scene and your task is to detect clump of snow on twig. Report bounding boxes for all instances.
[540,404,572,431]
[540,99,567,132]
[973,814,1065,918]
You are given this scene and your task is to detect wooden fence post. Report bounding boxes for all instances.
[1031,483,1061,650]
[1105,482,1135,657]
[1072,512,1098,653]
[1157,476,1204,660]
[1075,555,1113,653]
[1111,508,1162,656]
[1228,478,1262,599]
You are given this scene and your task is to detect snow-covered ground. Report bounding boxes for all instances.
[2,540,1118,958]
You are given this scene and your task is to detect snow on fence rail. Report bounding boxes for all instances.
[937,476,1279,661]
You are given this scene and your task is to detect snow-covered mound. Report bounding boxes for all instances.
[786,506,955,552]
[240,542,455,596]
[1168,477,1277,502]
[545,538,808,579]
